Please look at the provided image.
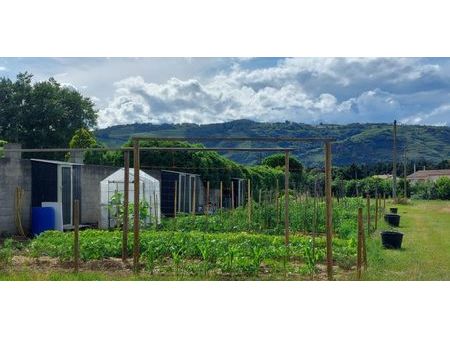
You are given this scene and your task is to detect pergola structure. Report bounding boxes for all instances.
[129,136,335,280]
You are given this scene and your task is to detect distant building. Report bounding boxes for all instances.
[407,169,450,183]
[372,174,393,180]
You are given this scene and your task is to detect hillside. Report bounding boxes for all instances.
[95,120,450,166]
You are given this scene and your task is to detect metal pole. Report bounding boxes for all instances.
[220,181,223,210]
[73,199,80,273]
[122,151,129,261]
[133,140,140,273]
[174,180,178,218]
[392,120,397,202]
[284,150,290,246]
[324,142,333,280]
[192,178,196,215]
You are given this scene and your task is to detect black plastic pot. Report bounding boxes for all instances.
[384,213,400,227]
[381,231,403,249]
[390,207,398,214]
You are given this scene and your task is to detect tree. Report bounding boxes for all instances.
[262,153,303,174]
[69,128,97,148]
[0,73,98,154]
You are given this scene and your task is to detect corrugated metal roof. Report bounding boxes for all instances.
[30,159,83,166]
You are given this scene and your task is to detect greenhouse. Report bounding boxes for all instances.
[100,168,161,229]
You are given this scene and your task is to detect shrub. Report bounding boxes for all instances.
[435,177,450,200]
[0,239,14,269]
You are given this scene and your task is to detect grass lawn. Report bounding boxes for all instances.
[364,200,450,281]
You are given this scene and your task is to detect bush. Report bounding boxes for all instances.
[0,239,14,269]
[435,177,450,200]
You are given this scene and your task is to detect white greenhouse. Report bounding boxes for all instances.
[100,168,161,229]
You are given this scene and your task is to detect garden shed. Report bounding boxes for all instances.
[31,159,82,229]
[160,170,204,216]
[99,168,160,229]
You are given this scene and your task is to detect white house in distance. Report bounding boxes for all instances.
[407,169,450,184]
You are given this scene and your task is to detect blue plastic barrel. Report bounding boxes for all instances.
[32,207,56,236]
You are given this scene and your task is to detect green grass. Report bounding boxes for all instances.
[364,200,450,280]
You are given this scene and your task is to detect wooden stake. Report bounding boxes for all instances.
[247,179,252,224]
[192,178,196,215]
[284,150,290,246]
[231,181,235,209]
[357,207,363,280]
[153,190,158,227]
[324,142,333,280]
[375,193,379,230]
[174,180,178,218]
[220,181,223,210]
[259,188,262,205]
[206,181,210,216]
[366,193,371,236]
[383,192,386,213]
[276,179,280,225]
[73,199,80,273]
[133,140,140,273]
[122,151,129,261]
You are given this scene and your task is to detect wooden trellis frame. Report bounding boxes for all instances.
[13,135,335,280]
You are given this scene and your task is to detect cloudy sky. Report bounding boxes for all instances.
[1,57,450,128]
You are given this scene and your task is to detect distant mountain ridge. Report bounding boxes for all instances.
[95,119,450,166]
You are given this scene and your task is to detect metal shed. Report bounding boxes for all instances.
[31,159,82,228]
[160,170,204,216]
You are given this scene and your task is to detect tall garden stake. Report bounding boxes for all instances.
[325,141,333,280]
[73,199,80,273]
[357,207,363,280]
[284,150,290,246]
[133,140,140,273]
[122,151,129,261]
[366,193,371,236]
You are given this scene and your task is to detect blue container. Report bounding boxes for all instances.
[32,207,56,236]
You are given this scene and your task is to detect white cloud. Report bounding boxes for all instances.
[8,57,442,128]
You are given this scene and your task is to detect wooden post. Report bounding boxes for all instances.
[383,192,386,213]
[324,142,333,280]
[219,181,223,210]
[284,150,290,246]
[153,190,158,226]
[258,188,262,205]
[192,178,196,215]
[133,140,140,273]
[122,151,129,261]
[375,193,379,230]
[357,207,363,280]
[206,181,210,216]
[73,199,80,273]
[231,181,235,209]
[361,211,367,270]
[312,180,318,279]
[366,193,371,236]
[174,180,178,218]
[247,179,251,224]
[276,179,280,225]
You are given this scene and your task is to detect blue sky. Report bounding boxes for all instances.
[1,57,450,128]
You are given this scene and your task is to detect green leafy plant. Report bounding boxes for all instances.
[0,239,14,270]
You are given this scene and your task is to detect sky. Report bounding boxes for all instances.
[1,57,450,128]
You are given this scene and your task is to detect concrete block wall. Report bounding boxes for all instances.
[81,164,119,224]
[0,158,32,236]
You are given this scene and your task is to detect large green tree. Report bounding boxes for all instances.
[0,73,97,151]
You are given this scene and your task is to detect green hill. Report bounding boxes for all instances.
[95,120,450,166]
